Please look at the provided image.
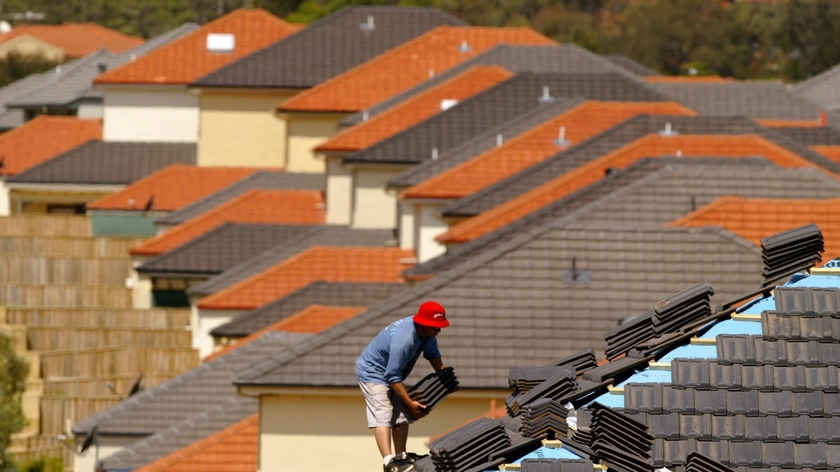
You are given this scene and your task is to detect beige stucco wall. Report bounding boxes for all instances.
[398,199,414,250]
[197,90,295,168]
[0,35,63,61]
[324,156,352,225]
[256,387,507,472]
[352,166,407,230]
[414,202,448,263]
[283,112,348,173]
[195,308,244,358]
[101,87,199,142]
[130,256,152,309]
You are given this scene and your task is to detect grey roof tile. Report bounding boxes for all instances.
[156,171,322,225]
[6,141,196,185]
[343,72,668,166]
[793,62,840,111]
[341,44,644,127]
[442,115,840,218]
[192,6,464,89]
[211,280,406,337]
[771,125,840,145]
[602,54,661,77]
[0,71,51,130]
[136,223,319,278]
[187,226,395,297]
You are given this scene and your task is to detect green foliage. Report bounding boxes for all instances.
[0,52,62,88]
[0,334,28,472]
[19,456,62,472]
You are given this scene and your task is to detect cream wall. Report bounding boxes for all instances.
[73,435,139,472]
[0,183,9,216]
[324,156,352,225]
[195,308,243,358]
[101,87,199,142]
[8,185,118,214]
[198,90,295,168]
[282,113,348,173]
[398,199,414,250]
[256,388,507,472]
[0,35,63,61]
[130,257,152,309]
[414,202,448,263]
[352,166,408,230]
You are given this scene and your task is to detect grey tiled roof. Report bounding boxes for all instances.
[211,280,406,337]
[443,115,840,218]
[6,141,196,185]
[648,80,839,125]
[771,125,840,145]
[343,72,668,166]
[0,72,48,130]
[72,330,308,469]
[341,44,644,127]
[410,158,840,279]
[602,54,661,77]
[155,171,323,225]
[233,158,840,391]
[187,226,395,297]
[793,62,840,111]
[192,6,464,89]
[136,223,319,278]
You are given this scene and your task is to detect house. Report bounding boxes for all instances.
[93,9,300,146]
[190,6,464,169]
[0,22,143,61]
[275,25,556,173]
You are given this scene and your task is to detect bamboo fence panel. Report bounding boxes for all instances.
[43,372,176,397]
[39,347,200,378]
[0,284,133,308]
[26,326,192,352]
[0,235,145,257]
[0,215,90,237]
[0,257,133,285]
[3,307,191,329]
[7,434,69,469]
[40,396,122,436]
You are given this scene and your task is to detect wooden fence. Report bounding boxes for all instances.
[0,256,133,285]
[2,307,191,329]
[43,372,176,397]
[0,214,90,237]
[0,284,133,308]
[39,347,200,379]
[26,326,192,352]
[0,235,144,257]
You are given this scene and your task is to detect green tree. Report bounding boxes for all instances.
[0,52,62,88]
[780,0,840,81]
[0,333,29,471]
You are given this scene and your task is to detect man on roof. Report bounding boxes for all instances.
[356,301,451,472]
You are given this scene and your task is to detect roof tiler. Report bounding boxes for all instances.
[195,246,415,311]
[437,134,835,245]
[400,100,696,200]
[129,189,325,256]
[275,25,556,113]
[94,9,301,85]
[0,22,143,57]
[86,164,261,211]
[314,65,514,153]
[0,115,101,176]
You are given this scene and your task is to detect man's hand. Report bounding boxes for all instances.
[408,399,429,420]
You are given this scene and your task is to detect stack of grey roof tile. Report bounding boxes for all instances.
[519,458,595,472]
[406,366,459,413]
[588,402,653,472]
[519,397,570,439]
[428,417,511,472]
[685,452,736,472]
[506,369,578,416]
[509,365,577,392]
[541,349,599,375]
[604,282,714,361]
[760,223,824,285]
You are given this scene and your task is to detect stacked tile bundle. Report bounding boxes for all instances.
[685,452,736,472]
[506,369,578,416]
[519,458,594,472]
[588,402,653,472]
[519,397,570,439]
[407,366,459,413]
[603,311,656,361]
[427,417,511,472]
[760,223,824,285]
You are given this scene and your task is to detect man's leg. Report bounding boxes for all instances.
[375,425,393,458]
[392,423,408,455]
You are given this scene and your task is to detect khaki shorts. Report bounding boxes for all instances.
[359,381,412,428]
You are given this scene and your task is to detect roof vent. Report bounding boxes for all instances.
[554,126,570,148]
[431,147,439,160]
[458,39,472,53]
[359,15,375,32]
[97,61,107,73]
[496,133,503,147]
[362,110,370,122]
[0,21,11,34]
[658,121,678,136]
[440,98,458,111]
[206,33,235,53]
[538,86,555,104]
[428,68,435,79]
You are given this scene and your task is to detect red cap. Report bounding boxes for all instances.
[413,301,449,328]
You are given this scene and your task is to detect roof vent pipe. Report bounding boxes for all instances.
[458,39,472,53]
[496,133,503,147]
[554,126,570,148]
[360,15,375,32]
[538,86,555,104]
[658,121,678,136]
[431,147,439,160]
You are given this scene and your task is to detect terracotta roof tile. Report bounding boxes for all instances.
[668,196,840,262]
[86,164,266,211]
[94,9,301,85]
[810,145,840,164]
[129,189,325,256]
[438,134,824,244]
[0,115,101,176]
[758,119,825,128]
[196,246,414,310]
[401,101,696,199]
[0,23,143,57]
[276,25,555,113]
[314,65,513,153]
[133,413,258,472]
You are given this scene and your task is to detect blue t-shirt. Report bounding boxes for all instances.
[356,316,442,385]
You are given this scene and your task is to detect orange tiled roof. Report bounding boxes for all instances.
[438,134,825,244]
[811,145,840,165]
[759,119,825,128]
[134,413,258,472]
[314,65,514,153]
[196,246,414,310]
[94,9,301,85]
[129,189,325,256]
[87,164,268,211]
[644,75,734,83]
[0,116,101,177]
[401,101,696,200]
[277,25,555,113]
[0,23,143,57]
[668,196,840,262]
